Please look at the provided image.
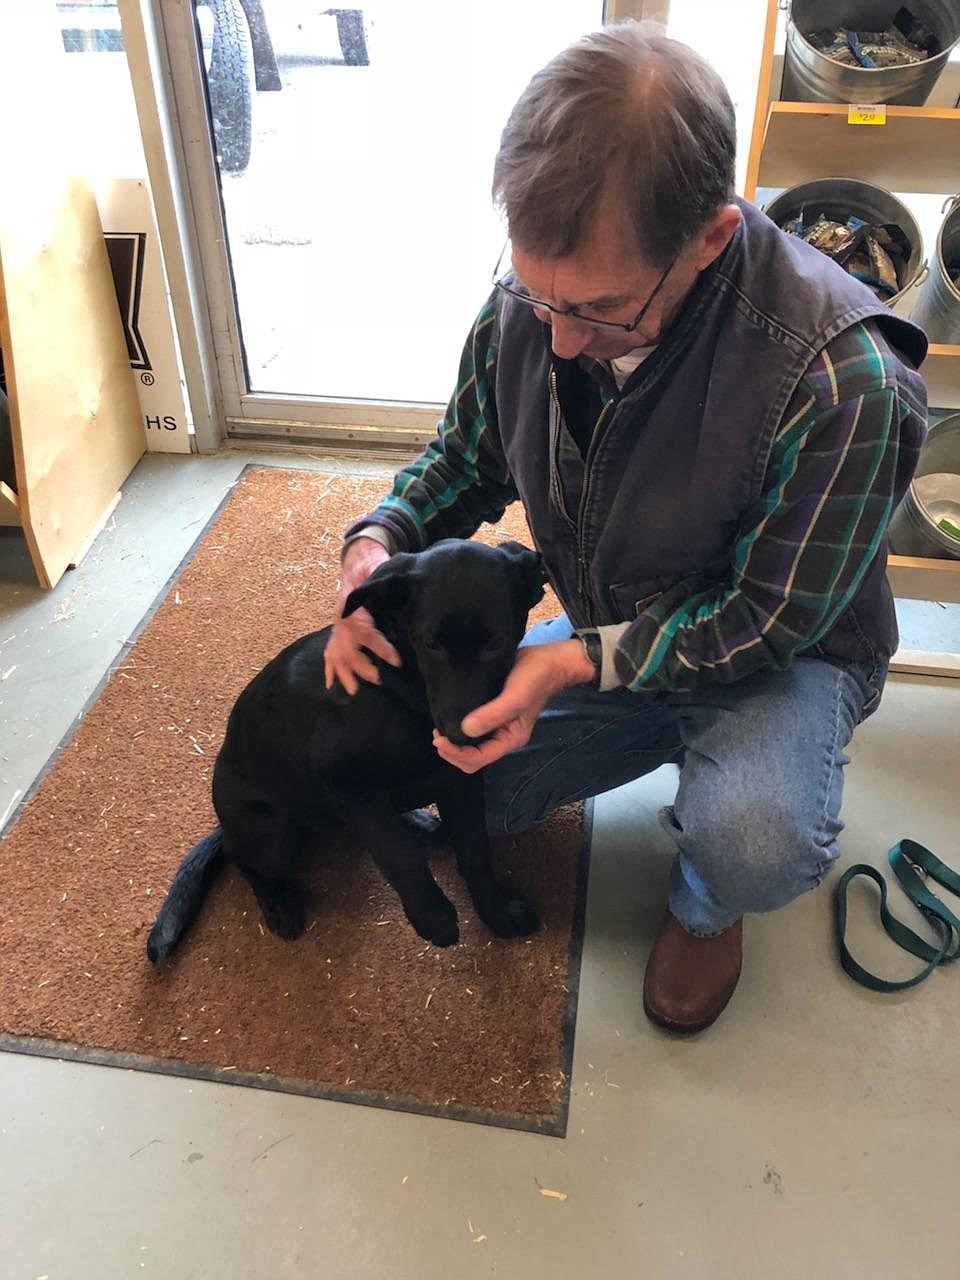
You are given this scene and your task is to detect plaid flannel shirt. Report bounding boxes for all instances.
[347,306,926,694]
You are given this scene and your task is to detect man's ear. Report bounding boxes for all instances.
[690,203,742,271]
[342,552,418,621]
[497,540,548,611]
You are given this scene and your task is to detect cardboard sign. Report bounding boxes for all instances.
[92,178,192,454]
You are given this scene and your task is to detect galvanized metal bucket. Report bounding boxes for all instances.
[763,178,925,307]
[909,196,960,343]
[889,413,960,560]
[783,0,960,105]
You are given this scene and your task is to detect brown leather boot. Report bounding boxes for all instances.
[643,911,743,1033]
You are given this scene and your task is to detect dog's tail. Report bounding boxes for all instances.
[147,828,225,966]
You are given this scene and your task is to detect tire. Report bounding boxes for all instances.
[201,0,255,175]
[333,9,370,66]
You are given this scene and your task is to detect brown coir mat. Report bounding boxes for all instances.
[0,465,590,1136]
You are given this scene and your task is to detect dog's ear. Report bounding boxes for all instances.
[342,552,418,621]
[497,540,549,611]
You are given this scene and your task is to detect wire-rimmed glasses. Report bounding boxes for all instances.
[491,242,676,333]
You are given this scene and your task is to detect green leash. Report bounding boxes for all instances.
[835,839,960,992]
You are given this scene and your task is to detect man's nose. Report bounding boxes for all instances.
[547,312,592,360]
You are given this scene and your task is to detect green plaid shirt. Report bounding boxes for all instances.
[348,306,926,693]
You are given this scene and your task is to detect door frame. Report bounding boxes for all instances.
[118,0,655,454]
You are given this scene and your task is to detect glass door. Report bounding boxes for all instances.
[151,0,620,445]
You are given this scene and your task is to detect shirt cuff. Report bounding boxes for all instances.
[340,524,397,561]
[576,623,630,692]
[596,622,631,692]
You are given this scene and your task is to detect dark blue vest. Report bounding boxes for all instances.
[493,198,928,672]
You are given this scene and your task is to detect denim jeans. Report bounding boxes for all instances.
[483,614,882,936]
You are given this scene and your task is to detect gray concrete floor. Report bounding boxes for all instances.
[1,449,958,1279]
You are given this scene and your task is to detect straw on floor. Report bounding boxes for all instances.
[0,465,589,1135]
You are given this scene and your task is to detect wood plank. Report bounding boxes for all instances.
[890,649,960,678]
[888,553,960,603]
[0,2,144,588]
[0,480,20,528]
[67,492,121,570]
[0,176,145,589]
[756,103,960,195]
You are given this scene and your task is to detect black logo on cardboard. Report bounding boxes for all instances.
[105,232,151,372]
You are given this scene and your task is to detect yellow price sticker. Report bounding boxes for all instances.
[847,104,887,125]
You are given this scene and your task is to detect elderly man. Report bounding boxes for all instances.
[325,22,928,1031]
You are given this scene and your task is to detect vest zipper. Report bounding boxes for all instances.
[576,398,615,606]
[548,369,579,535]
[549,366,617,612]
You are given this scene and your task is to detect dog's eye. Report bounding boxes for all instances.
[423,634,442,653]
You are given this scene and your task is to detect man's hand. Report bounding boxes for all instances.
[432,638,596,773]
[324,536,401,695]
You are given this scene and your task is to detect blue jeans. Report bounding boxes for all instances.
[483,614,882,936]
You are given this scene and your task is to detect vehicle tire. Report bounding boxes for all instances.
[334,9,370,66]
[201,0,255,174]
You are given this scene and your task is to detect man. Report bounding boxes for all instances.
[324,22,928,1032]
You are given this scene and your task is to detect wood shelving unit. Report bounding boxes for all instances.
[744,0,960,675]
[748,102,960,196]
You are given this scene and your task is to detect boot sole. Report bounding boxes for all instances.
[642,989,735,1034]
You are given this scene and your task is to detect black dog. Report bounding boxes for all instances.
[147,539,547,964]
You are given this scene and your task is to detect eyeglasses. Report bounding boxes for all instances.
[491,241,676,334]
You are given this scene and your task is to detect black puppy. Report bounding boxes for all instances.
[147,538,547,964]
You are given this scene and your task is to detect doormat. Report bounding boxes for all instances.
[0,465,590,1136]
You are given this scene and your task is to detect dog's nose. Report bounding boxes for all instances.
[439,718,493,747]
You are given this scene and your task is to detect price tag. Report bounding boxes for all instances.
[847,104,887,125]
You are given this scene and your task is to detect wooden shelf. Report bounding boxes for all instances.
[890,649,960,677]
[742,0,960,674]
[921,344,960,410]
[888,553,960,603]
[753,102,960,197]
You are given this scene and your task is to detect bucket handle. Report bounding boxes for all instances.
[942,194,960,216]
[910,263,931,290]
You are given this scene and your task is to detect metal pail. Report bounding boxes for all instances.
[889,413,960,560]
[763,177,925,307]
[783,0,960,106]
[910,197,960,343]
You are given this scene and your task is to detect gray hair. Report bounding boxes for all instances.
[492,21,736,268]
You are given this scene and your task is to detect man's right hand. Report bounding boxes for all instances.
[324,536,402,695]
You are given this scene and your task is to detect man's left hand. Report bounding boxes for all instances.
[432,638,596,774]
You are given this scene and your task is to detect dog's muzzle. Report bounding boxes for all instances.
[437,718,495,748]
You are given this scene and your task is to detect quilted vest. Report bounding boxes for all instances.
[492,198,928,671]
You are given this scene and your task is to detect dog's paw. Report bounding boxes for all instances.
[256,884,306,941]
[409,897,460,948]
[399,808,445,845]
[478,892,540,939]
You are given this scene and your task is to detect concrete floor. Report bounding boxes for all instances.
[1,449,958,1279]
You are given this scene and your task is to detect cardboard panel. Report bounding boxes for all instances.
[94,178,192,454]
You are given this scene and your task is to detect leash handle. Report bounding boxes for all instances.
[834,840,960,992]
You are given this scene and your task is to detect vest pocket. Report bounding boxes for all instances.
[608,576,679,620]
